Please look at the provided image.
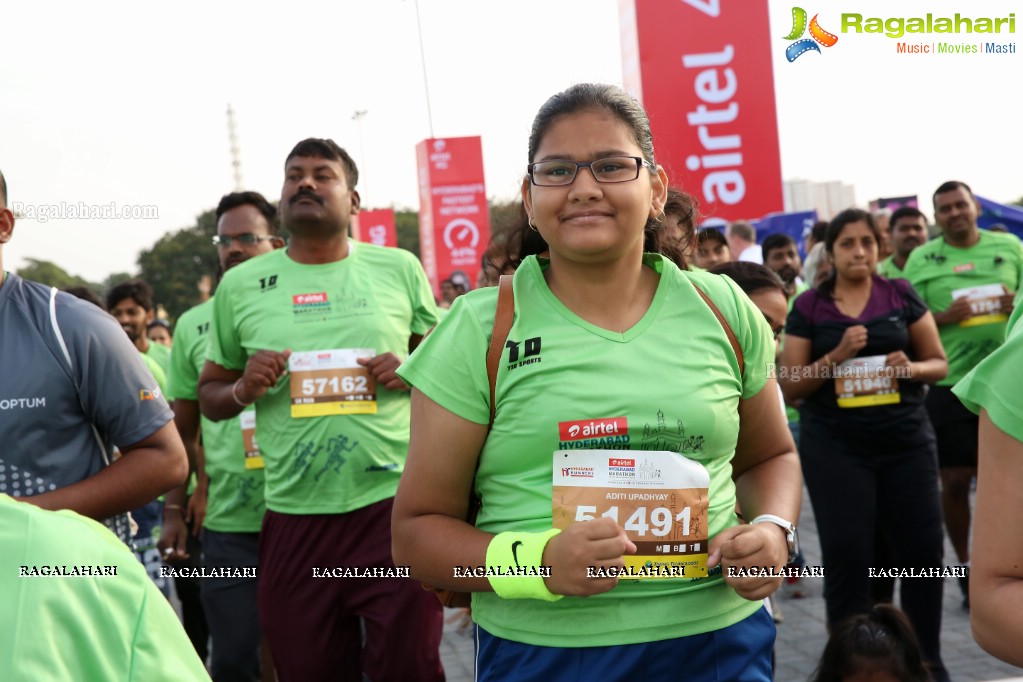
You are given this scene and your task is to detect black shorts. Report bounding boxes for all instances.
[925,385,978,469]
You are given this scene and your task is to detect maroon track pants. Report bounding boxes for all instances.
[258,498,445,682]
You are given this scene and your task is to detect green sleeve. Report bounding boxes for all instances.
[404,252,440,336]
[206,279,246,371]
[689,270,775,400]
[724,277,775,400]
[141,353,169,396]
[167,308,201,401]
[128,586,212,681]
[398,290,494,425]
[953,330,1023,442]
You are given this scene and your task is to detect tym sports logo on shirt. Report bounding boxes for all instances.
[557,417,631,450]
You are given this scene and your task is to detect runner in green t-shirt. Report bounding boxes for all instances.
[393,84,801,682]
[953,325,1023,664]
[197,139,442,682]
[160,191,283,682]
[108,279,172,374]
[903,180,1023,608]
[877,206,928,279]
[0,494,210,681]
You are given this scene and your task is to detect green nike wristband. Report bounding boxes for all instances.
[485,529,563,601]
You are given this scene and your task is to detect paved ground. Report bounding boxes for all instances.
[438,486,1023,682]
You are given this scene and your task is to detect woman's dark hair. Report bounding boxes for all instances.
[810,220,829,245]
[811,605,932,682]
[525,83,684,267]
[478,205,549,286]
[664,187,700,265]
[817,208,881,299]
[708,262,785,298]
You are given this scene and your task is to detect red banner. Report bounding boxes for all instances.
[416,136,490,296]
[619,0,783,221]
[351,208,397,248]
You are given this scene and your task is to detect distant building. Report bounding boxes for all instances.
[784,180,856,220]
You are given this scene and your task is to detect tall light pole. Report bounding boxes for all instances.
[351,109,368,203]
[412,0,435,139]
[226,104,244,191]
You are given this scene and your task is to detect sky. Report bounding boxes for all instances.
[2,0,1020,282]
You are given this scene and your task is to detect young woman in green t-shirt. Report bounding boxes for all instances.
[394,83,801,682]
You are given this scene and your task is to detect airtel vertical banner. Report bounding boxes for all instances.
[619,0,784,221]
[351,208,397,247]
[416,136,490,294]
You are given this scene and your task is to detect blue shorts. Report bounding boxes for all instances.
[475,606,775,682]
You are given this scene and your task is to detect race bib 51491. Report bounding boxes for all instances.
[552,450,710,580]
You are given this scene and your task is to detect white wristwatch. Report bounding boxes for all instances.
[750,514,799,563]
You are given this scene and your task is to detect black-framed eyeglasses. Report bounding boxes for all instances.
[527,156,653,187]
[212,234,275,247]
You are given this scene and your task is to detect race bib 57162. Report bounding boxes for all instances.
[288,349,377,418]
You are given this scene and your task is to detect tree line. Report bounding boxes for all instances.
[18,200,526,323]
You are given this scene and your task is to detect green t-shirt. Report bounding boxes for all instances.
[1008,289,1023,339]
[953,326,1023,442]
[144,339,172,375]
[903,230,1023,385]
[140,352,169,395]
[169,298,265,532]
[877,255,904,279]
[207,243,438,515]
[0,495,210,681]
[397,254,774,647]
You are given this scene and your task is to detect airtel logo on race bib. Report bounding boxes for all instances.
[559,417,628,441]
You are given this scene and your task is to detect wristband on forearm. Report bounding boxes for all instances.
[485,528,563,601]
[231,379,253,407]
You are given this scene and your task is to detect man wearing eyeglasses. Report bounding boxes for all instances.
[197,139,442,682]
[159,191,283,682]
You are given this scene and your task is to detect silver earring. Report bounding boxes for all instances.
[528,217,539,232]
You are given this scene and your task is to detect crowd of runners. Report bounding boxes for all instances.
[2,83,1023,681]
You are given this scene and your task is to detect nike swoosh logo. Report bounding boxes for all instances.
[511,541,524,568]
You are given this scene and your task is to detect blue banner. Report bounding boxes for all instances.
[976,195,1023,240]
[753,210,819,258]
